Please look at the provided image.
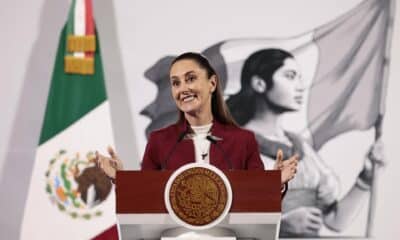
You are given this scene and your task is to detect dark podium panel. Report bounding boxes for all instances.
[116,170,282,240]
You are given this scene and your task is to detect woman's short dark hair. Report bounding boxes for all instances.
[226,49,294,125]
[171,52,238,126]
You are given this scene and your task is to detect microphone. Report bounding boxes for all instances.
[206,135,233,170]
[162,129,188,170]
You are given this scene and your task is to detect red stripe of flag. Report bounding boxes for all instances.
[91,225,118,240]
[85,0,94,57]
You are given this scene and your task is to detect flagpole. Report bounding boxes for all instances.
[366,0,396,237]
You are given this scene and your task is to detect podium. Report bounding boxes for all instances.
[116,170,282,240]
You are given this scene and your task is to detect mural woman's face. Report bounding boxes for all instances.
[169,59,216,116]
[266,57,305,111]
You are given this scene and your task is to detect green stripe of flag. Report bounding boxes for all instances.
[65,0,75,55]
[39,25,107,145]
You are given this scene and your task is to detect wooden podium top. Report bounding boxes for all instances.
[116,170,281,214]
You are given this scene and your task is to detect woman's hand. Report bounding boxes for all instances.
[367,137,385,167]
[280,207,323,237]
[95,146,123,180]
[356,138,385,190]
[274,149,298,184]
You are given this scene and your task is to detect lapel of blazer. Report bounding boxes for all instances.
[173,120,196,166]
[209,120,226,168]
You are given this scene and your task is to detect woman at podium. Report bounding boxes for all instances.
[96,52,298,187]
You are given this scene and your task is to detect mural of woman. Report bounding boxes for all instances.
[226,49,384,237]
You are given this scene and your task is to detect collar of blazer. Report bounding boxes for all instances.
[178,119,225,142]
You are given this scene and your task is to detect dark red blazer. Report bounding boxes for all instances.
[141,120,264,170]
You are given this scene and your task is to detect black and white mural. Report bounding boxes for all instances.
[123,0,394,238]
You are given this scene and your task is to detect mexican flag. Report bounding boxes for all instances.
[20,0,118,239]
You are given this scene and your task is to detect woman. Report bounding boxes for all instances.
[96,52,298,186]
[226,48,383,237]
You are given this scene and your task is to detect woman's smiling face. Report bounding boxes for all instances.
[169,59,216,116]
